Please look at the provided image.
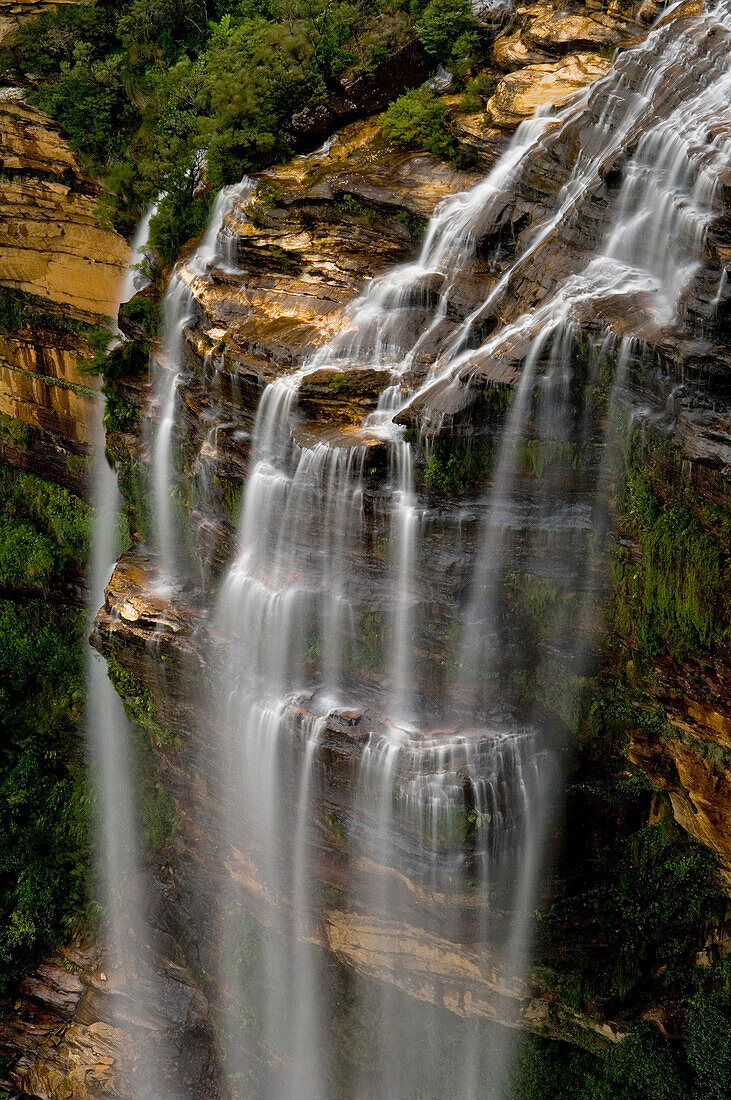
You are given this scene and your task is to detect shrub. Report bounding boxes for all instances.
[381,87,459,161]
[415,0,478,62]
[0,600,90,990]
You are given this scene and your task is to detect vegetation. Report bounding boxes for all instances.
[381,86,474,166]
[0,600,92,990]
[0,287,109,346]
[106,652,175,748]
[419,436,493,495]
[415,0,476,62]
[2,0,493,260]
[0,466,90,594]
[6,0,453,259]
[614,425,729,658]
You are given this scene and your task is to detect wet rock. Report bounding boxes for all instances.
[0,936,226,1100]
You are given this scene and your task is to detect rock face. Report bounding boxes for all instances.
[87,4,731,1071]
[486,0,644,125]
[0,89,128,488]
[486,51,612,127]
[2,0,730,1089]
[0,936,226,1099]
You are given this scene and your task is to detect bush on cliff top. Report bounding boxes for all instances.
[381,86,474,166]
[8,0,421,258]
[415,0,477,62]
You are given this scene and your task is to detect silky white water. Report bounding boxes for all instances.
[88,215,174,1098]
[138,3,731,1095]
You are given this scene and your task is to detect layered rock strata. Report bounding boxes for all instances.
[89,2,731,1057]
[0,89,128,490]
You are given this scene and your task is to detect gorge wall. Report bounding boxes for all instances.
[1,0,730,1097]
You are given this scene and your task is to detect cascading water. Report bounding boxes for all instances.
[150,178,255,592]
[120,201,159,304]
[88,219,174,1098]
[139,3,731,1095]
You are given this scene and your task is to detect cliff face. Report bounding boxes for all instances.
[85,0,731,1071]
[0,88,127,492]
[2,0,730,1095]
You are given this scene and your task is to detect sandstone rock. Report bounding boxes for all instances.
[0,0,88,47]
[0,174,128,316]
[525,9,632,52]
[0,93,127,481]
[486,52,612,128]
[493,27,551,72]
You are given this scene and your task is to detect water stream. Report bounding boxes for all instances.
[136,3,731,1095]
[88,218,173,1098]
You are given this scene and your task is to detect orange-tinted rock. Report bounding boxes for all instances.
[486,53,613,128]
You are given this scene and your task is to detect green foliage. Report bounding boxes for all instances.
[685,989,731,1100]
[119,294,160,341]
[584,674,671,753]
[381,87,464,164]
[0,466,90,593]
[393,208,425,239]
[0,597,90,989]
[114,455,152,540]
[0,287,108,343]
[357,610,383,670]
[102,380,139,432]
[149,182,214,266]
[420,437,493,495]
[142,781,178,852]
[415,0,477,61]
[459,70,496,112]
[617,467,728,656]
[0,469,92,987]
[336,192,378,220]
[518,438,581,478]
[590,820,722,1001]
[12,0,408,249]
[106,653,174,747]
[512,1026,687,1100]
[0,412,33,448]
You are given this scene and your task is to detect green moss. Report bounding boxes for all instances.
[518,438,582,478]
[357,610,383,670]
[420,437,494,495]
[105,653,175,747]
[141,780,178,853]
[114,455,152,541]
[0,412,33,449]
[612,424,730,658]
[616,473,727,655]
[0,287,109,341]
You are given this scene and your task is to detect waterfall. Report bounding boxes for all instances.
[120,201,158,304]
[150,177,255,592]
[87,217,173,1098]
[137,2,731,1095]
